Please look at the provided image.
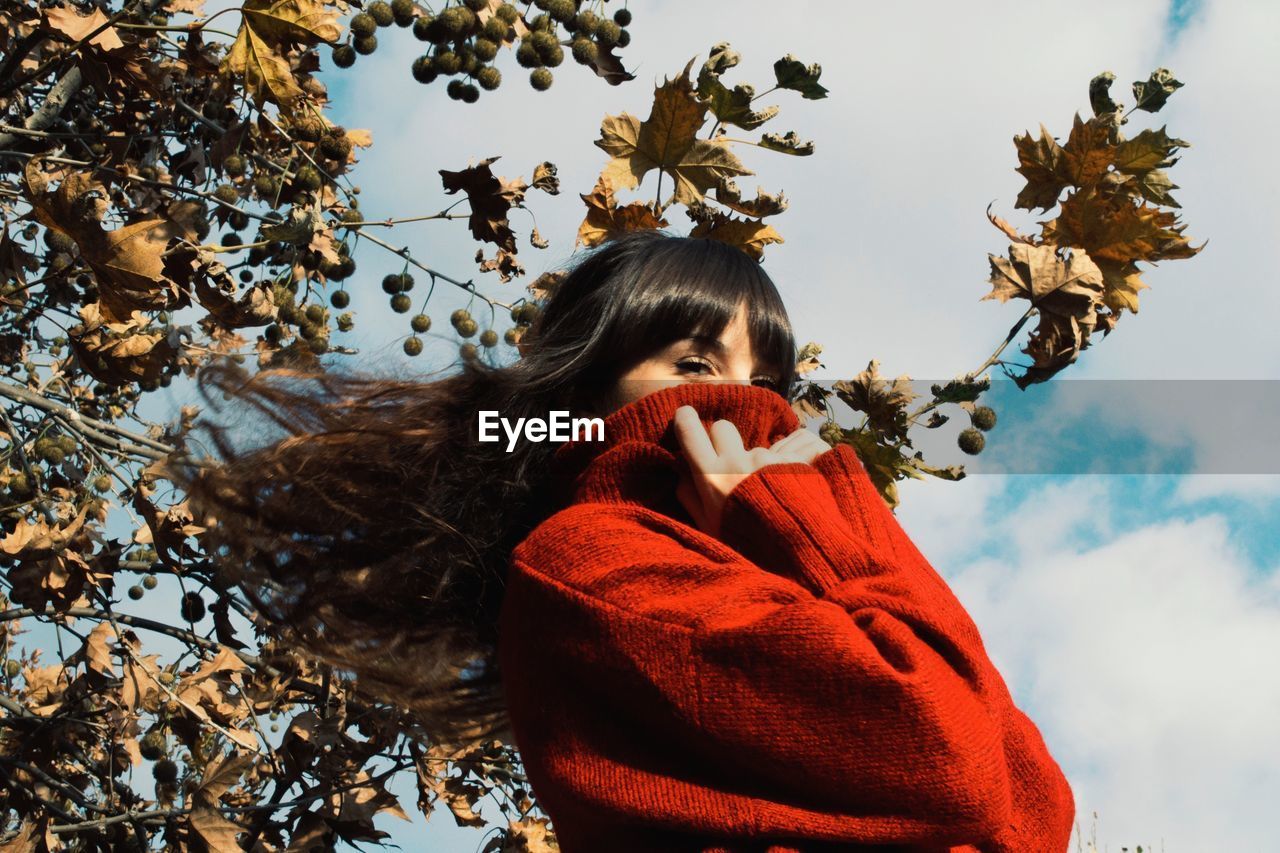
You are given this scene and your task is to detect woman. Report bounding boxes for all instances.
[175,230,1074,851]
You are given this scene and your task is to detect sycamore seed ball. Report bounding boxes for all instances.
[153,758,179,784]
[450,308,471,326]
[128,585,144,600]
[390,293,412,313]
[436,50,462,75]
[404,337,424,356]
[595,20,621,46]
[515,40,541,68]
[474,38,498,62]
[367,0,394,26]
[349,12,377,35]
[530,67,553,90]
[354,33,378,54]
[411,313,431,333]
[180,592,206,622]
[332,43,357,67]
[391,0,414,25]
[460,82,479,103]
[460,342,478,360]
[970,405,998,431]
[613,7,631,26]
[456,317,479,338]
[330,290,350,308]
[957,427,985,455]
[143,574,158,590]
[570,37,597,65]
[480,329,499,347]
[477,65,501,90]
[572,10,598,35]
[495,3,518,24]
[412,55,437,83]
[547,0,574,22]
[481,16,507,41]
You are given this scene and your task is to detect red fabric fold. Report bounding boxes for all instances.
[497,382,1074,852]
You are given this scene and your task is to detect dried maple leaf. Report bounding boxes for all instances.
[984,242,1104,320]
[714,177,787,218]
[1060,112,1115,189]
[222,0,340,112]
[575,174,668,248]
[696,43,779,131]
[440,156,527,253]
[594,57,752,206]
[985,243,1108,386]
[43,6,124,51]
[1013,123,1068,212]
[833,360,918,444]
[1042,188,1202,267]
[688,210,783,261]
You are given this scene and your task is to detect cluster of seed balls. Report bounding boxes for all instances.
[957,405,997,455]
[331,0,633,98]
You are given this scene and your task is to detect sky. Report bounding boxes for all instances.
[113,0,1280,850]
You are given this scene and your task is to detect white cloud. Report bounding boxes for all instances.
[898,477,1280,852]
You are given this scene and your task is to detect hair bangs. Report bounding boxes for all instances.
[607,237,796,390]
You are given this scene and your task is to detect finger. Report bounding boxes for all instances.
[673,406,717,471]
[776,433,828,465]
[708,419,745,458]
[768,430,805,453]
[768,427,820,459]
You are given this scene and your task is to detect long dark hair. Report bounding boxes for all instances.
[167,229,798,747]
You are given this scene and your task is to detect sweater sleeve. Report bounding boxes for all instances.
[507,480,1018,848]
[719,444,1075,851]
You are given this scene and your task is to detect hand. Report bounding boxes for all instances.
[672,405,831,539]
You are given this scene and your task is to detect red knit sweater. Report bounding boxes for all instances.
[497,382,1074,852]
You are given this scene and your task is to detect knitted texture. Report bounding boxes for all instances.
[497,382,1074,852]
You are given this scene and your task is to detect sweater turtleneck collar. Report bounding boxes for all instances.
[547,382,802,516]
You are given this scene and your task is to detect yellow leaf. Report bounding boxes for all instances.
[241,0,340,45]
[594,57,752,205]
[222,24,305,109]
[82,621,115,677]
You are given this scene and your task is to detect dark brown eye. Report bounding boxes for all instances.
[675,358,714,375]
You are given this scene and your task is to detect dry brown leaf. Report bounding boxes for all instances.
[687,211,783,261]
[440,156,527,253]
[595,57,751,206]
[832,360,918,443]
[82,621,115,677]
[575,174,668,248]
[44,6,124,51]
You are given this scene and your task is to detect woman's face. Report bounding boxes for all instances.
[594,302,784,416]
